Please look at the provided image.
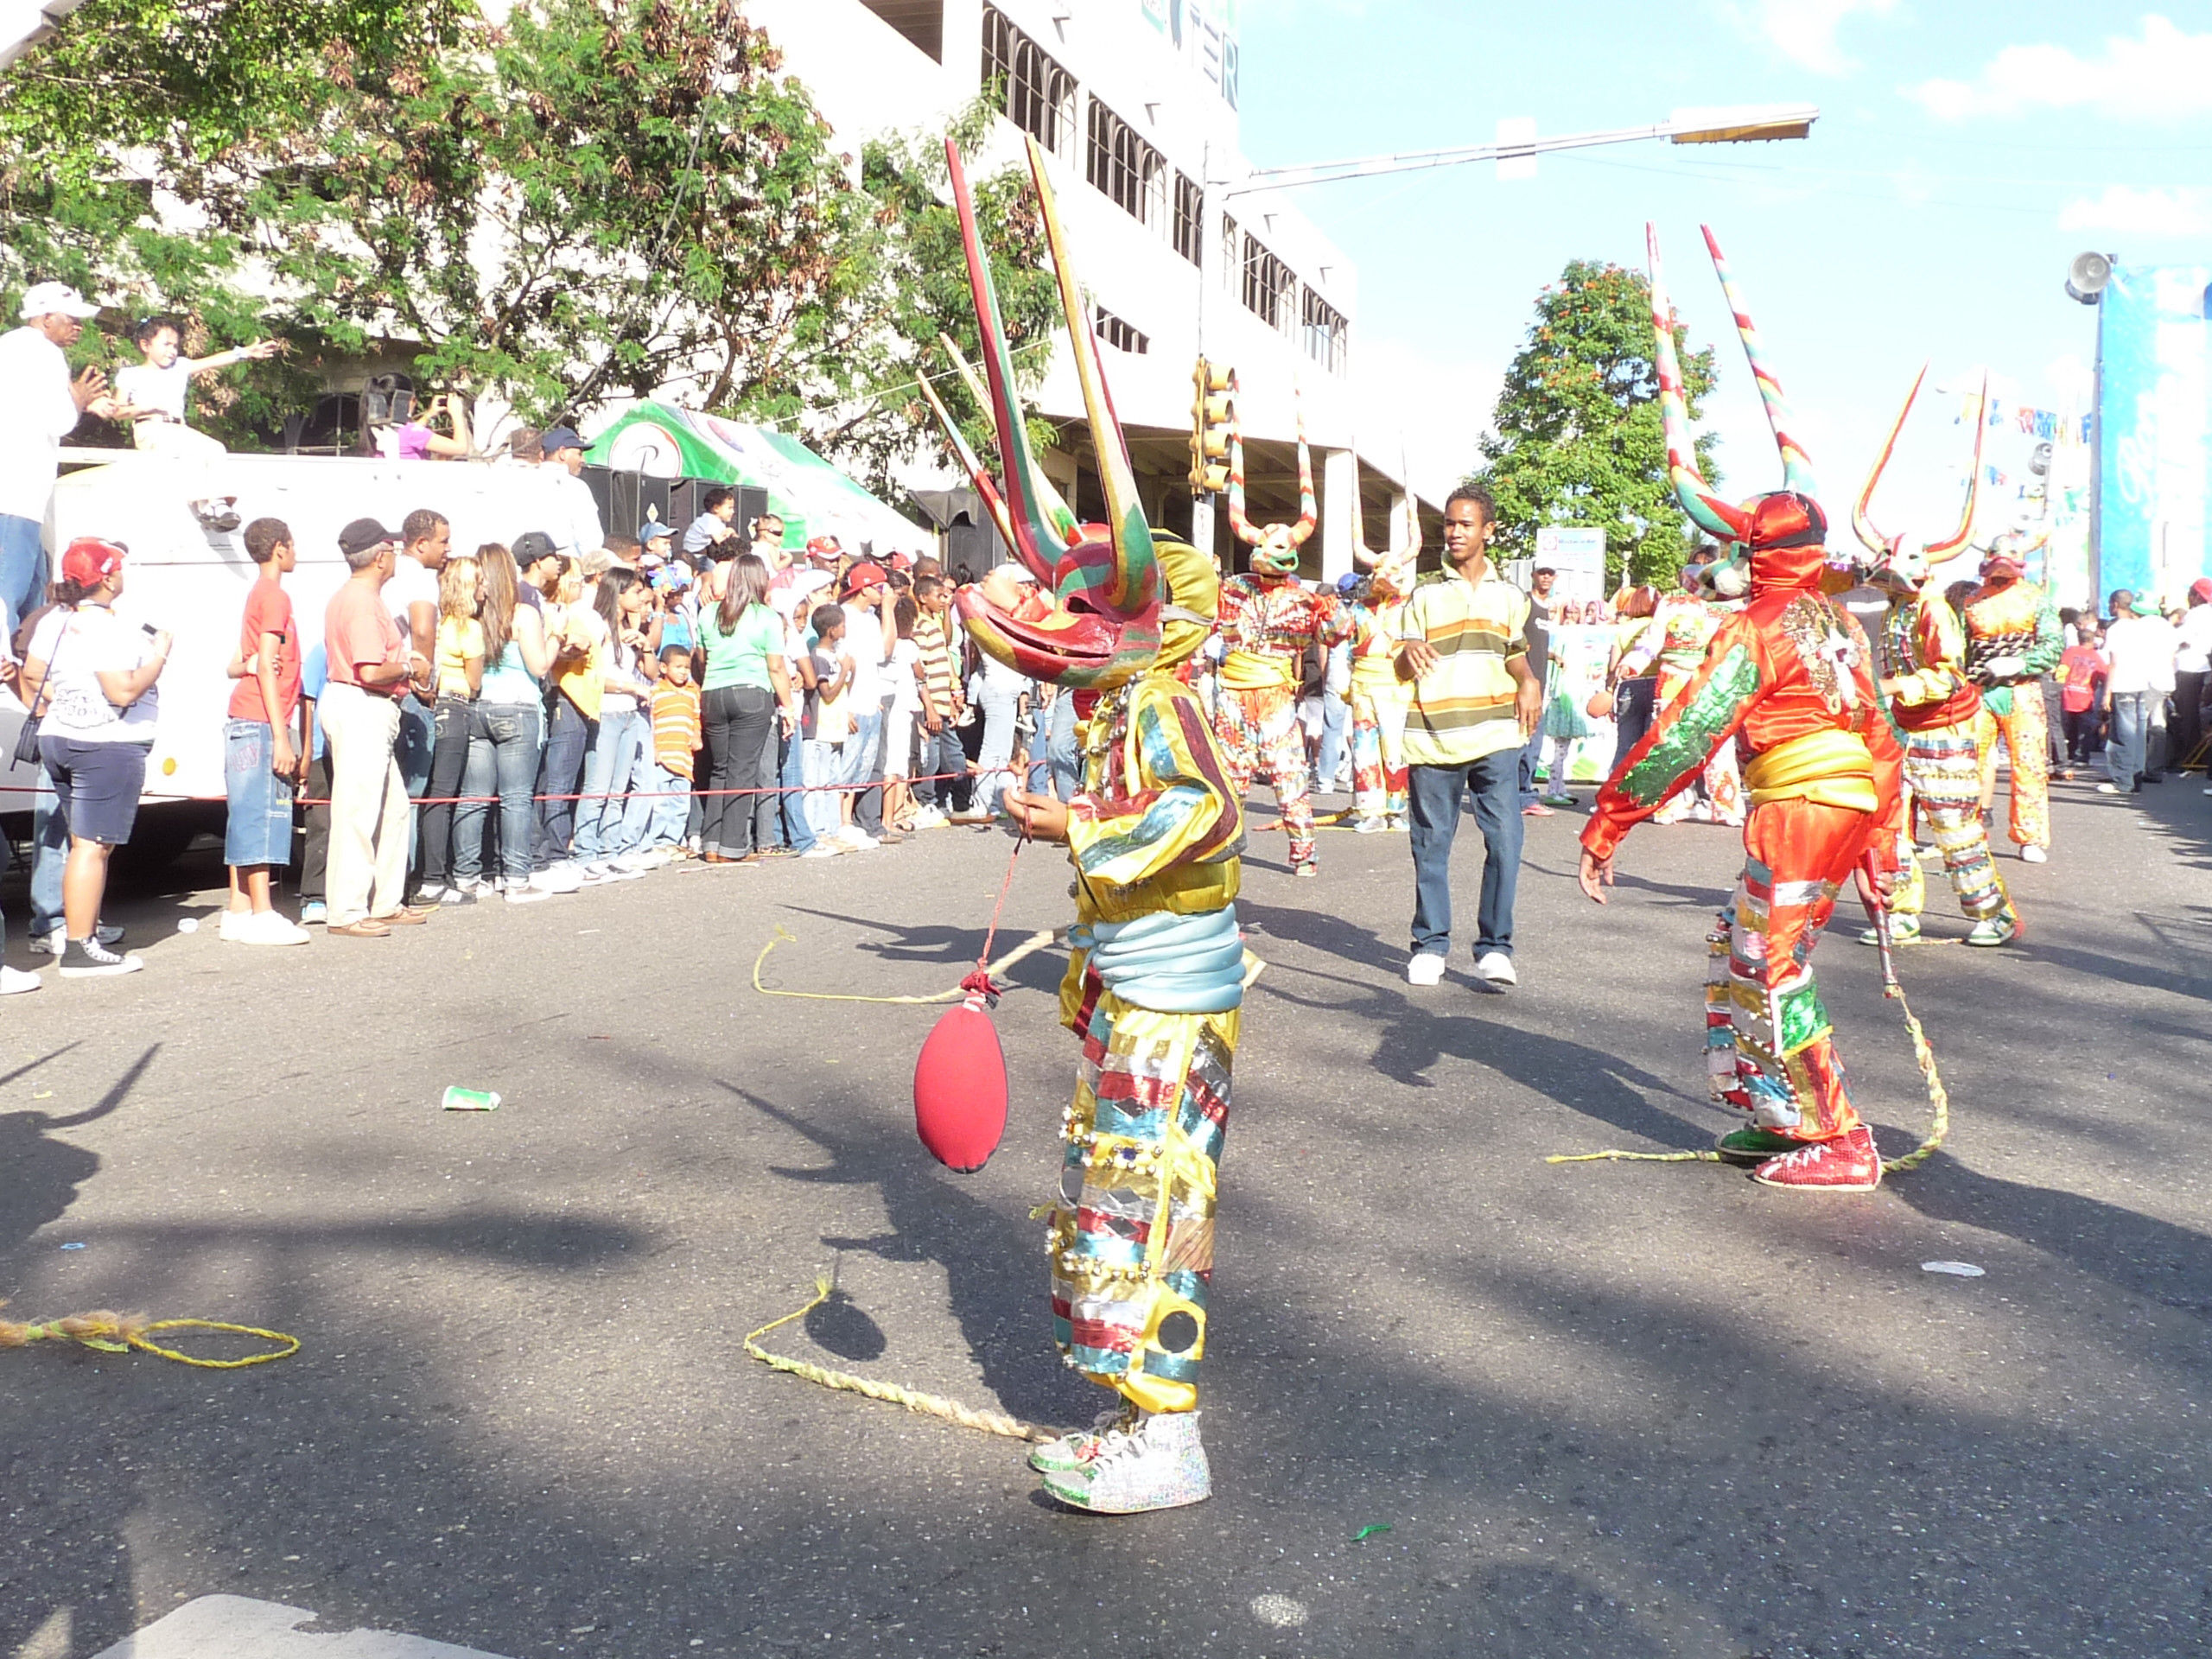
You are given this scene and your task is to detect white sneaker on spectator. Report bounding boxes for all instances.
[58,938,143,977]
[1405,953,1446,987]
[453,877,490,898]
[531,863,584,894]
[506,885,550,904]
[416,882,449,903]
[576,861,612,885]
[799,843,842,859]
[33,924,122,955]
[911,807,950,830]
[0,964,41,995]
[218,908,254,943]
[242,911,311,946]
[614,851,658,873]
[600,861,646,881]
[839,826,879,849]
[1474,950,1518,987]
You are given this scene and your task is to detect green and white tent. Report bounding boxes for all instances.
[588,403,926,556]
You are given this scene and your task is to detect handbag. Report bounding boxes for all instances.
[1584,686,1615,722]
[12,611,72,766]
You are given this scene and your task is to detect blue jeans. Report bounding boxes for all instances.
[842,706,887,835]
[1408,749,1525,960]
[223,719,295,868]
[2107,691,2152,791]
[30,778,67,937]
[396,690,434,894]
[0,513,48,643]
[1318,689,1349,791]
[1045,690,1080,802]
[456,701,542,886]
[533,696,594,869]
[973,687,1020,816]
[777,728,815,854]
[1516,739,1541,809]
[913,721,968,812]
[804,739,843,837]
[633,759,691,849]
[572,703,646,863]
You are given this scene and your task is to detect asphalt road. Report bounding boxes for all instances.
[3,774,2209,1659]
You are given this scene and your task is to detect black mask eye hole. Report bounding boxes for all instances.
[1156,1310,1199,1354]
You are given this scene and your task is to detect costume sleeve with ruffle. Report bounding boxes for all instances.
[1582,613,1764,861]
[1065,678,1243,888]
[1888,598,1973,711]
[2024,595,2063,677]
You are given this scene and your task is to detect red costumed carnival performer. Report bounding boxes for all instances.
[1580,225,1905,1193]
[944,137,1253,1513]
[1853,368,2020,948]
[1346,467,1421,832]
[1216,394,1350,876]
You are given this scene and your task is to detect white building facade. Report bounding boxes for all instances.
[750,0,1440,578]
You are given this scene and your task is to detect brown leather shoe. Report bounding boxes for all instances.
[701,850,735,864]
[328,919,391,938]
[373,908,429,926]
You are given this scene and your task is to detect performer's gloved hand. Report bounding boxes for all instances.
[1983,654,2026,681]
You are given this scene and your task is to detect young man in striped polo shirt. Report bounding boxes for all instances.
[1395,485,1543,988]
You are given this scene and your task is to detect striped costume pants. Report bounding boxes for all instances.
[1348,676,1411,821]
[1050,966,1238,1415]
[1704,799,1881,1142]
[1892,723,2012,925]
[1974,681,2050,849]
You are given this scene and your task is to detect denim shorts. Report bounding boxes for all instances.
[39,734,149,847]
[224,718,296,868]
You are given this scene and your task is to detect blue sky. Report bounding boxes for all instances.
[1236,3,2212,537]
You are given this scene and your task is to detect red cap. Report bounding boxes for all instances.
[806,536,842,561]
[887,550,913,571]
[2190,577,2212,603]
[60,537,126,587]
[841,561,888,596]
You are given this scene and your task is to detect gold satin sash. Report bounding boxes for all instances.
[1220,649,1295,691]
[1744,728,1879,812]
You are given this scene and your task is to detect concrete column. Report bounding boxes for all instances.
[1388,489,1411,556]
[1319,447,1355,585]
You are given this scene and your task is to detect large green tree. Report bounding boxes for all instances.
[1469,259,1721,587]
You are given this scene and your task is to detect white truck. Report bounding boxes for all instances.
[2,450,578,861]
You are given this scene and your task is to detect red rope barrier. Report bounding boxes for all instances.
[0,767,997,809]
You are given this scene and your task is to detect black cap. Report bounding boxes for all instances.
[338,517,397,556]
[541,426,584,456]
[512,530,559,564]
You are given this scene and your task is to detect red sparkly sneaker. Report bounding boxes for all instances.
[1751,1125,1882,1192]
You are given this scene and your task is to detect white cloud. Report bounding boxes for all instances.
[1909,15,2212,124]
[2057,184,2212,237]
[1728,0,1899,75]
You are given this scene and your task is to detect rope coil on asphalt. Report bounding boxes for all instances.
[744,1278,1057,1443]
[1,1305,300,1368]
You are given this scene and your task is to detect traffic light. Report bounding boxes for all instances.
[1189,357,1235,496]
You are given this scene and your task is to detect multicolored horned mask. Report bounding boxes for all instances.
[947,137,1161,691]
[1349,449,1421,603]
[1853,366,1988,597]
[1649,223,1830,598]
[1226,384,1316,578]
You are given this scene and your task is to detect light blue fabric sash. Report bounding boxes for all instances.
[1068,905,1245,1014]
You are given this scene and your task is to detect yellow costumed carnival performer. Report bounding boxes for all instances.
[946,136,1254,1515]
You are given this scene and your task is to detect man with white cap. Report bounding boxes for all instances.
[0,283,131,638]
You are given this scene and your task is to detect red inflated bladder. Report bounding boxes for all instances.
[912,995,1010,1173]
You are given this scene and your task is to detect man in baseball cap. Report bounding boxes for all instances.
[60,535,128,587]
[0,283,132,635]
[534,424,603,558]
[840,560,888,600]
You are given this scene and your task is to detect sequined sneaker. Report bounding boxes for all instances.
[1039,1409,1211,1514]
[1751,1125,1882,1193]
[1027,1403,1135,1476]
[1858,914,1920,946]
[1713,1126,1801,1163]
[1963,913,2019,948]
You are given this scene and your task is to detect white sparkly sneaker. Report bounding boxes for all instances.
[1027,1403,1135,1476]
[1474,950,1518,987]
[1039,1409,1211,1514]
[1405,952,1446,987]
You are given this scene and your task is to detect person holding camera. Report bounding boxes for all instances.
[17,537,169,976]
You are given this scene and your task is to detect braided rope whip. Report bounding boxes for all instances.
[2,1306,299,1368]
[743,1277,1060,1444]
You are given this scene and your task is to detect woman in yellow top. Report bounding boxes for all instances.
[417,555,483,901]
[531,556,610,887]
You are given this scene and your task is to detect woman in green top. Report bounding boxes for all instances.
[696,553,791,860]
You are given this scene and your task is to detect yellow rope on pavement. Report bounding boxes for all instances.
[2,1306,299,1368]
[744,1278,1058,1444]
[751,925,1063,1006]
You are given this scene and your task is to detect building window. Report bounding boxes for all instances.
[982,5,1076,162]
[1172,173,1202,265]
[1086,98,1167,232]
[1302,288,1348,376]
[1242,234,1296,333]
[1094,305,1151,355]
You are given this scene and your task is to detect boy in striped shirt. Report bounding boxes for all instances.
[1395,485,1543,988]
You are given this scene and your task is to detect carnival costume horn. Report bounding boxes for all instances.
[1349,449,1421,602]
[1853,366,1988,594]
[1225,383,1316,577]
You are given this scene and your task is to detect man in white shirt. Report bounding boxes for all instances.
[537,426,605,559]
[0,283,129,637]
[2097,590,2176,795]
[838,561,897,844]
[383,508,450,898]
[2173,577,2212,775]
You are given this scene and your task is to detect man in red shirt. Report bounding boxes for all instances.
[321,518,426,938]
[221,518,312,945]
